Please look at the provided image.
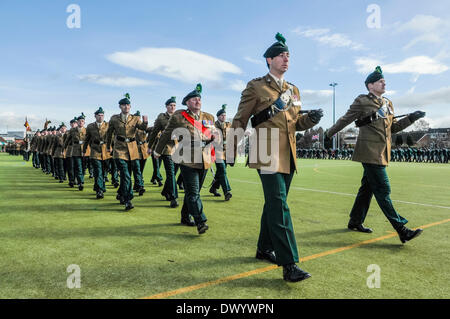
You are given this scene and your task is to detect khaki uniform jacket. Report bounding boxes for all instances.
[64,127,87,157]
[30,136,38,152]
[44,134,53,155]
[155,109,215,170]
[52,134,65,159]
[136,129,149,160]
[106,114,148,161]
[147,112,176,156]
[83,121,111,161]
[63,132,72,157]
[231,74,316,174]
[37,135,44,153]
[215,120,231,161]
[327,93,412,166]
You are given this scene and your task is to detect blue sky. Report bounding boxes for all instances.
[1,0,449,131]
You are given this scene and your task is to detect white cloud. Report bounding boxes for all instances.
[292,27,363,51]
[301,89,333,106]
[77,74,161,87]
[394,86,450,110]
[107,48,242,83]
[244,56,264,65]
[394,15,450,49]
[355,56,448,75]
[229,80,246,92]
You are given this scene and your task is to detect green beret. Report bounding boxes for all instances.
[119,93,131,105]
[77,113,86,120]
[134,110,141,116]
[70,116,77,124]
[365,66,384,87]
[263,32,289,58]
[182,84,202,106]
[165,96,176,106]
[94,107,104,115]
[216,104,227,117]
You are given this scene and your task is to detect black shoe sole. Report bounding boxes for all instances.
[348,225,373,233]
[198,225,209,234]
[400,229,423,244]
[283,273,312,282]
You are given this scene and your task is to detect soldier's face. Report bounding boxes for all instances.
[186,97,201,114]
[368,78,386,95]
[60,127,67,134]
[95,114,104,123]
[267,52,290,74]
[77,119,85,128]
[120,103,131,114]
[218,113,226,122]
[166,102,176,114]
[71,122,77,128]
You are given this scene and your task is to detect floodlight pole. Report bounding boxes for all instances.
[329,82,338,149]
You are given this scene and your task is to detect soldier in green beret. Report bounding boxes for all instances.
[53,123,67,183]
[209,104,232,200]
[154,84,215,233]
[231,33,322,282]
[64,117,78,187]
[83,107,111,199]
[148,96,180,208]
[106,93,148,210]
[64,113,87,190]
[324,66,425,244]
[131,110,147,196]
[30,130,41,169]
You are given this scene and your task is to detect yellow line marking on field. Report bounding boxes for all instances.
[142,218,450,299]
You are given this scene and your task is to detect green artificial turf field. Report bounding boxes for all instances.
[0,153,449,299]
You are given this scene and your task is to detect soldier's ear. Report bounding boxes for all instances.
[266,58,271,70]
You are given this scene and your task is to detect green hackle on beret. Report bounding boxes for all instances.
[165,96,176,106]
[264,32,289,58]
[134,110,141,116]
[119,93,131,105]
[77,112,86,120]
[216,104,227,117]
[182,83,202,105]
[365,65,384,87]
[94,107,104,115]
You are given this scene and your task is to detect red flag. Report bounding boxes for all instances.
[24,118,31,131]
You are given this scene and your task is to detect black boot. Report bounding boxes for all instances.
[348,222,373,233]
[170,199,179,208]
[209,186,221,197]
[96,191,104,199]
[224,192,232,201]
[197,222,209,234]
[396,226,423,244]
[283,264,311,282]
[125,201,134,211]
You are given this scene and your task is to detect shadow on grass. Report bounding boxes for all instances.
[0,223,202,240]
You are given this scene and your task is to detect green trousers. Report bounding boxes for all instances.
[73,156,84,185]
[350,163,408,230]
[180,165,207,224]
[91,159,106,192]
[131,159,144,189]
[211,161,231,194]
[115,159,133,202]
[257,169,298,266]
[161,155,178,200]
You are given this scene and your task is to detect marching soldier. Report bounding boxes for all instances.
[64,117,78,187]
[30,130,41,168]
[106,93,148,210]
[324,66,425,244]
[83,107,111,199]
[64,113,87,190]
[209,104,232,200]
[148,126,164,187]
[230,33,322,282]
[52,123,67,183]
[154,84,214,233]
[130,110,147,196]
[148,96,180,208]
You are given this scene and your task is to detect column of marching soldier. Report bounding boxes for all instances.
[15,33,441,283]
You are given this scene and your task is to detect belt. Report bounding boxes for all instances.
[116,136,135,143]
[138,141,144,145]
[73,141,84,145]
[190,140,213,148]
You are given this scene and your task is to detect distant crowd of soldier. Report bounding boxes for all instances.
[295,146,449,163]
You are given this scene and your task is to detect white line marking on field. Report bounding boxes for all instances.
[230,178,450,210]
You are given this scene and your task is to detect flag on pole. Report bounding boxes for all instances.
[312,134,319,141]
[24,117,31,131]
